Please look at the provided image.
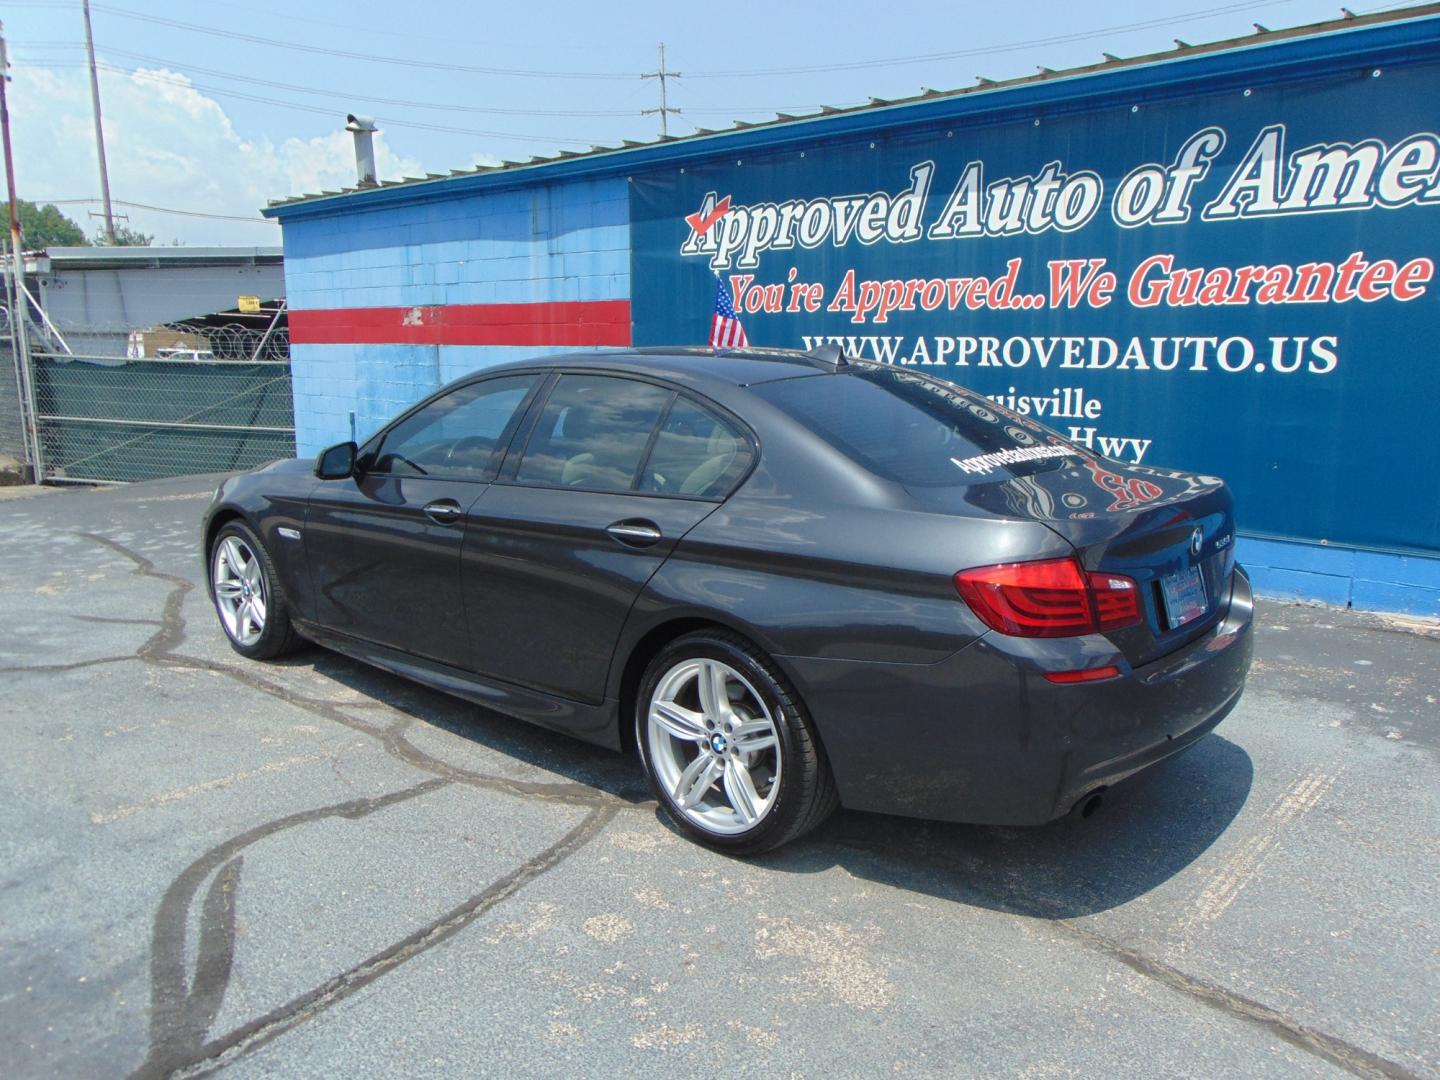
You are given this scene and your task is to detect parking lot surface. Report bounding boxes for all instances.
[1,475,1437,1079]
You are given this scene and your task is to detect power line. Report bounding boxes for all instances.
[12,0,1403,159]
[61,0,1295,85]
[15,46,855,123]
[684,1,1294,76]
[1354,0,1440,10]
[16,42,838,118]
[101,46,646,116]
[86,3,638,80]
[174,0,606,55]
[28,60,598,143]
[41,197,277,223]
[8,0,1347,141]
[0,0,605,54]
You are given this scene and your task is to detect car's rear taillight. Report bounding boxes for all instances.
[1089,572,1141,631]
[954,558,1140,638]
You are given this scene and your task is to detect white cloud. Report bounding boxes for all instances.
[12,65,423,245]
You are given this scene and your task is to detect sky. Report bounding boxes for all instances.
[2,0,1429,245]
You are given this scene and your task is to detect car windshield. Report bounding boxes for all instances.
[751,364,1078,487]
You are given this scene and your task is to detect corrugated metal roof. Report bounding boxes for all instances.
[263,4,1440,215]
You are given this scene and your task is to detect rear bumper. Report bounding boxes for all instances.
[781,566,1255,825]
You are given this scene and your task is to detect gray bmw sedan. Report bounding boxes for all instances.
[203,346,1252,853]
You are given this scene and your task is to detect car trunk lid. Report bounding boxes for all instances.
[962,453,1237,665]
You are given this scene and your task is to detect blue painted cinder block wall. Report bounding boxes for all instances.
[1239,539,1440,618]
[281,175,630,453]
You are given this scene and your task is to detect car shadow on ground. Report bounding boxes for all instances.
[300,647,1253,919]
[764,733,1254,919]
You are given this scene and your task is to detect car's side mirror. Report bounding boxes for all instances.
[314,441,358,479]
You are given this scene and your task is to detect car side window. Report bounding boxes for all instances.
[369,375,539,480]
[639,397,753,498]
[515,375,673,493]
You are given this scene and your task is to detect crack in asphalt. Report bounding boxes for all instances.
[129,780,446,1080]
[828,832,1421,1080]
[12,526,1421,1079]
[1062,925,1419,1080]
[76,533,194,659]
[0,654,139,674]
[153,653,618,806]
[164,803,615,1080]
[42,532,625,1079]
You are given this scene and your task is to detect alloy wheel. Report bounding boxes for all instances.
[212,535,268,647]
[645,657,782,835]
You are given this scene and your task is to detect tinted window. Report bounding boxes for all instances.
[516,375,673,492]
[752,365,1074,487]
[640,398,752,498]
[371,375,538,480]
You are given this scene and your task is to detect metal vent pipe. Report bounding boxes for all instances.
[345,114,378,188]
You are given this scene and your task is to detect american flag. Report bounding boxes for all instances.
[710,274,748,349]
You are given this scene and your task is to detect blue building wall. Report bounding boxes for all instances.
[282,175,630,451]
[1239,539,1440,617]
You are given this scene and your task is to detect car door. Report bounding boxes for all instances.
[461,373,755,705]
[304,373,542,667]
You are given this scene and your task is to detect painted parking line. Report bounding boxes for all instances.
[1188,768,1339,927]
[90,753,328,825]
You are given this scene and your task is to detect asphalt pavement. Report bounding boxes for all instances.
[1,475,1436,1079]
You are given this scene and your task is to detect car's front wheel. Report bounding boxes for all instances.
[636,630,838,854]
[209,521,301,660]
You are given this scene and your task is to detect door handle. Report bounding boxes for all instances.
[423,499,463,525]
[606,520,662,546]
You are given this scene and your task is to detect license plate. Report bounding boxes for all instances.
[1161,565,1208,630]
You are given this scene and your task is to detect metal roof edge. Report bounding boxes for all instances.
[261,5,1440,223]
[26,245,285,270]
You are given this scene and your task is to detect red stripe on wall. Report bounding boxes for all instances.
[289,299,632,347]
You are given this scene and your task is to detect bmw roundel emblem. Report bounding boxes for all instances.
[710,733,729,754]
[1190,527,1204,558]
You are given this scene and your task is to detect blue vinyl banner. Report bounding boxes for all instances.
[629,53,1440,555]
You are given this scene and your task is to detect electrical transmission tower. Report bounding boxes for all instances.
[641,42,681,138]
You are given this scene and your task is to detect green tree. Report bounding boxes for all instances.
[0,200,88,249]
[98,224,154,247]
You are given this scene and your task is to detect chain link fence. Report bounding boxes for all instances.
[26,314,296,484]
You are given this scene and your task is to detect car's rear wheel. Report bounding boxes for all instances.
[637,630,838,854]
[209,521,300,660]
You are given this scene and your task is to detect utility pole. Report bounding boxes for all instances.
[0,26,21,270]
[81,0,115,245]
[641,42,681,139]
[0,23,44,481]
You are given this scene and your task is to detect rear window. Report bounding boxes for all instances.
[751,365,1075,487]
[640,398,753,498]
